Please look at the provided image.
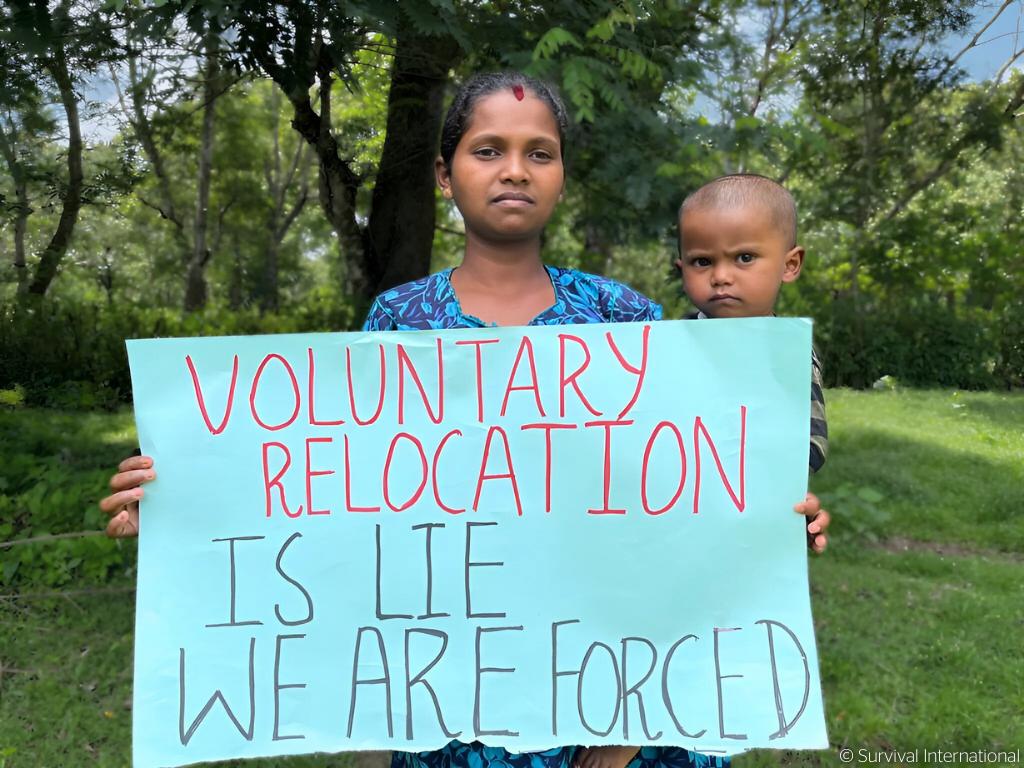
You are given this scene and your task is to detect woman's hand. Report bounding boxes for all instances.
[795,492,830,553]
[98,454,155,538]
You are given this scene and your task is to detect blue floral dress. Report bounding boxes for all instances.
[362,266,662,331]
[363,266,728,768]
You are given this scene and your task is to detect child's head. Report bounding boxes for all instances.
[676,174,804,318]
[436,73,569,244]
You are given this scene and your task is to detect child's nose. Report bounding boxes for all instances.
[711,263,733,285]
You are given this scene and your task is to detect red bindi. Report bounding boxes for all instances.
[512,84,525,101]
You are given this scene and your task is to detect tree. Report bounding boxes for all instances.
[0,0,117,297]
[257,84,310,312]
[129,0,722,307]
[109,9,236,310]
[740,0,1024,385]
[223,1,463,303]
[0,40,52,292]
[520,1,710,270]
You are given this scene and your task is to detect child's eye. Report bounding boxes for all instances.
[736,253,756,264]
[689,257,712,268]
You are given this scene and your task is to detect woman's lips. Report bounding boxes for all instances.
[492,192,534,206]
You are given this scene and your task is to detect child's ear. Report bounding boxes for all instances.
[435,157,453,199]
[781,246,805,283]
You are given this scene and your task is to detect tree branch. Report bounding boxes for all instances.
[882,78,1024,223]
[27,0,84,297]
[0,586,136,601]
[935,0,1015,84]
[124,51,187,244]
[0,530,105,549]
[992,47,1024,87]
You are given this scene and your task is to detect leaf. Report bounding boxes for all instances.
[2,558,20,585]
[857,487,885,504]
[532,27,583,61]
[586,9,634,42]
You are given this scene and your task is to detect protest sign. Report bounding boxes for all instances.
[127,317,827,768]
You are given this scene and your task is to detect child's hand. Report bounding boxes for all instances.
[98,454,155,538]
[795,492,830,554]
[574,746,639,768]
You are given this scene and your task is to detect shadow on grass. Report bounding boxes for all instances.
[810,425,1024,552]
[951,391,1024,433]
[0,408,137,471]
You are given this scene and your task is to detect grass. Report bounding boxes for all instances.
[1,389,1022,767]
[810,389,1024,553]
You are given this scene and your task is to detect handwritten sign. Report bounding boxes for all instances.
[127,318,827,768]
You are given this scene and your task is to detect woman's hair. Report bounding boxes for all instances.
[439,72,570,168]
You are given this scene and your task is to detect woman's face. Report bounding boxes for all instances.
[436,90,564,245]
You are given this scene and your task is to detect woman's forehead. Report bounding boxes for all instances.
[461,91,561,143]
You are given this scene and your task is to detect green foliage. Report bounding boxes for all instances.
[996,300,1024,388]
[0,297,358,407]
[814,299,1004,390]
[519,1,707,247]
[532,27,584,60]
[0,408,139,588]
[0,385,26,408]
[2,1,1023,391]
[817,482,890,543]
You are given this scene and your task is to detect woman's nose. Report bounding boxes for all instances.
[500,152,529,184]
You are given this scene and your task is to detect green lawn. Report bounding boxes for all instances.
[1,389,1021,767]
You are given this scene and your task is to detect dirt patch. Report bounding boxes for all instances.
[875,536,1024,563]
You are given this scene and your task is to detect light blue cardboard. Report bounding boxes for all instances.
[127,318,827,768]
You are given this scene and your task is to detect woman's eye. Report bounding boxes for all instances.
[474,148,499,158]
[530,150,553,162]
[737,253,756,264]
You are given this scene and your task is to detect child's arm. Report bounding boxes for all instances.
[809,350,828,473]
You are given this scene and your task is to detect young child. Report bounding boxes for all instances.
[675,173,829,491]
[103,77,829,768]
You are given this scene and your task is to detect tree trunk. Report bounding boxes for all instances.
[262,88,284,313]
[12,184,28,292]
[228,242,244,311]
[286,66,369,298]
[184,29,220,311]
[281,29,459,304]
[26,34,82,297]
[98,246,114,305]
[0,122,30,291]
[261,236,280,313]
[367,27,462,294]
[260,87,309,313]
[250,7,461,306]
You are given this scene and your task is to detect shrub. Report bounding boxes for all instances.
[0,385,26,409]
[0,409,140,588]
[0,299,357,408]
[816,298,1003,390]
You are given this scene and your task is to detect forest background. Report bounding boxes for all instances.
[1,0,1022,404]
[1,2,1023,766]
